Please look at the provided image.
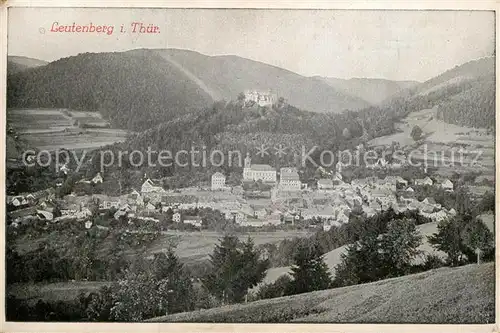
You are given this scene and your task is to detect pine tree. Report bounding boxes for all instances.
[203,235,269,304]
[286,242,332,295]
[151,248,194,314]
[380,218,422,276]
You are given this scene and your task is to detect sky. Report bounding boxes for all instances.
[8,8,495,82]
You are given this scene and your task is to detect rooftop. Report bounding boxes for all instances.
[250,164,275,171]
[280,167,300,181]
[318,179,333,185]
[212,172,225,178]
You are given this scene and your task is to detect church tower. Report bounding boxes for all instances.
[243,153,252,180]
[244,152,251,168]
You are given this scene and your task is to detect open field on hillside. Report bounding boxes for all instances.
[151,262,495,323]
[370,108,494,147]
[369,108,495,178]
[149,230,311,262]
[7,108,127,151]
[7,281,110,304]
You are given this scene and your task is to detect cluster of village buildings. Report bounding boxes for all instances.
[7,152,458,232]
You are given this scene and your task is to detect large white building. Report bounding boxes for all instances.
[244,90,277,107]
[279,167,301,191]
[211,172,226,190]
[243,154,276,182]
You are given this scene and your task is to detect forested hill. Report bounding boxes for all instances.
[111,99,396,183]
[381,57,495,129]
[7,50,214,131]
[7,49,371,132]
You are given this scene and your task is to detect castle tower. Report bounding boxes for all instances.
[244,152,251,168]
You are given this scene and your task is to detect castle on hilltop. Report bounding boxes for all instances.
[243,89,277,107]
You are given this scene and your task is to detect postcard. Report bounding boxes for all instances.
[1,2,498,333]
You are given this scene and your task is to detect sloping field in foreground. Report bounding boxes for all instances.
[151,262,495,324]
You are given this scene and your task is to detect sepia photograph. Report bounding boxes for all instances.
[3,5,497,327]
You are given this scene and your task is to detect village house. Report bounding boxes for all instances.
[101,198,121,210]
[440,179,454,192]
[422,197,441,209]
[141,178,165,194]
[173,212,181,223]
[9,196,28,208]
[428,210,448,222]
[75,207,93,220]
[211,172,226,190]
[39,200,56,213]
[135,216,160,223]
[279,167,301,191]
[243,153,276,183]
[36,210,54,221]
[317,179,334,191]
[227,211,246,224]
[91,172,103,184]
[255,208,268,219]
[127,189,144,207]
[415,176,433,186]
[114,205,131,220]
[183,215,203,227]
[332,172,343,186]
[145,202,156,211]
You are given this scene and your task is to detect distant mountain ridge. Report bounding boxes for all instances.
[7,48,371,131]
[316,77,419,104]
[7,55,48,75]
[150,48,371,113]
[381,57,495,128]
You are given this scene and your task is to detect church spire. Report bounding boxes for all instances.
[244,152,251,168]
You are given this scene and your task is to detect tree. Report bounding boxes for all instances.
[379,218,422,276]
[151,249,195,314]
[203,236,269,304]
[460,217,494,261]
[80,287,113,321]
[257,274,292,300]
[454,186,473,216]
[333,231,383,287]
[286,242,332,295]
[427,212,491,266]
[428,218,464,266]
[108,271,168,321]
[477,191,495,213]
[410,125,423,141]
